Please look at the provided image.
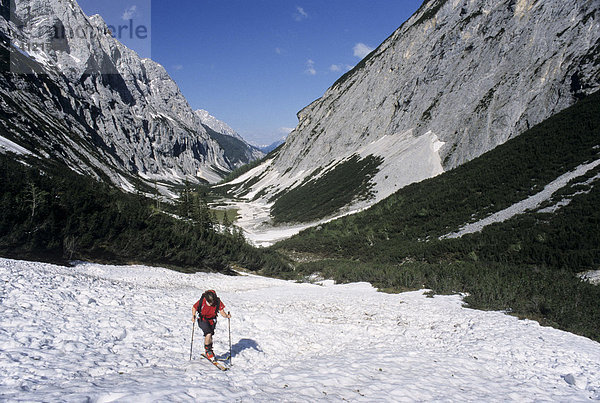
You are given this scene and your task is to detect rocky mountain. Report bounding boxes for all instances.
[195,109,242,140]
[195,109,264,169]
[226,0,600,227]
[0,0,258,193]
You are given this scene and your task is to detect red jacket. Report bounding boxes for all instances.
[194,298,225,325]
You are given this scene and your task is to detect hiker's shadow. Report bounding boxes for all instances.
[229,338,262,359]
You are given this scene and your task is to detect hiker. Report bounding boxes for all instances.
[192,290,231,360]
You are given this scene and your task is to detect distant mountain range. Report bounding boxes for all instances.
[0,0,261,194]
[225,0,600,227]
[195,109,264,170]
[258,139,285,154]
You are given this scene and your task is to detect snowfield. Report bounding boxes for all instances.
[1,258,599,402]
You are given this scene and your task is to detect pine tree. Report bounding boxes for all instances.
[233,225,245,242]
[192,192,213,230]
[222,211,232,234]
[153,180,161,210]
[24,181,48,220]
[178,181,193,218]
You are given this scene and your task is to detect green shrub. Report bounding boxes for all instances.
[271,154,382,223]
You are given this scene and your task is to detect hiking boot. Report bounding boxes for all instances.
[204,344,215,360]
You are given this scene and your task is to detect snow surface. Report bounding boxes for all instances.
[0,136,33,156]
[1,258,599,401]
[579,269,600,285]
[231,199,318,248]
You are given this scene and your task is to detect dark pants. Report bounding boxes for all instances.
[197,318,216,336]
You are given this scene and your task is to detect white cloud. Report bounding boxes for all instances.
[330,64,354,74]
[122,5,137,21]
[294,6,308,21]
[304,59,316,75]
[173,64,184,71]
[278,127,294,136]
[353,42,374,59]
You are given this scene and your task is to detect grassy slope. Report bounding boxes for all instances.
[277,91,600,264]
[271,154,383,223]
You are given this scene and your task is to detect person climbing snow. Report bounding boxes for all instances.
[192,290,231,361]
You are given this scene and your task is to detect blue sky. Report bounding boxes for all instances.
[78,0,423,146]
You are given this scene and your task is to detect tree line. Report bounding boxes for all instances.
[0,153,290,275]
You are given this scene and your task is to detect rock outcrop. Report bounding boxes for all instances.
[230,0,600,224]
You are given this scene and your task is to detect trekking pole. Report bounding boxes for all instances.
[190,314,196,360]
[228,312,232,365]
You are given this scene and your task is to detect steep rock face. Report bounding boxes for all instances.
[195,109,242,140]
[0,0,255,189]
[231,0,600,225]
[195,109,264,169]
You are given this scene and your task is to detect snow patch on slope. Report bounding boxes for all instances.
[358,130,445,206]
[0,136,33,156]
[226,130,445,246]
[218,158,275,188]
[232,198,322,247]
[442,158,600,239]
[1,258,599,401]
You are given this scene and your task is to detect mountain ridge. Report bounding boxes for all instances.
[272,89,600,342]
[0,0,259,192]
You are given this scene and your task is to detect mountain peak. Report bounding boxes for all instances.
[0,0,261,191]
[195,109,242,140]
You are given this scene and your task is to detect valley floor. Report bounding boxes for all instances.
[1,258,599,401]
[229,199,324,247]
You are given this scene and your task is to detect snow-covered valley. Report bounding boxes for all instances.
[221,130,446,247]
[1,258,599,401]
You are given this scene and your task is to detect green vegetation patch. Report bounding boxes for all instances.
[413,0,449,26]
[211,208,239,226]
[271,154,383,223]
